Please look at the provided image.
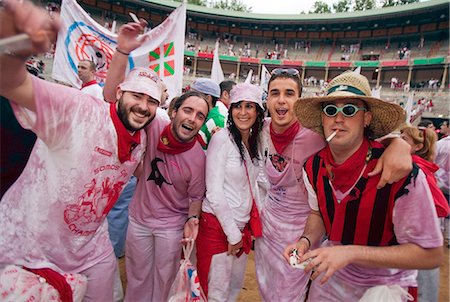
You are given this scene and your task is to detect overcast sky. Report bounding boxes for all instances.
[240,0,335,14]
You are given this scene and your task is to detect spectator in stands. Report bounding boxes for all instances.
[284,71,443,301]
[400,125,449,302]
[0,2,163,300]
[191,78,224,149]
[254,69,412,301]
[78,59,103,100]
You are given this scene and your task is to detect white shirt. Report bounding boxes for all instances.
[435,136,450,192]
[0,77,145,272]
[80,82,103,100]
[202,128,260,244]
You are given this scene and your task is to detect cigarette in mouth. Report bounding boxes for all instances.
[129,12,140,23]
[326,129,339,142]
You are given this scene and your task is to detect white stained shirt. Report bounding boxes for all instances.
[156,107,171,122]
[435,136,450,192]
[80,83,104,100]
[202,128,260,245]
[0,77,145,273]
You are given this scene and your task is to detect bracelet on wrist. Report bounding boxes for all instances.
[116,48,130,56]
[185,215,199,224]
[299,235,311,249]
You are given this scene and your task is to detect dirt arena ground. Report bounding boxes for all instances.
[119,245,449,301]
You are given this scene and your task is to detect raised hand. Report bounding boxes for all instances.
[116,19,149,54]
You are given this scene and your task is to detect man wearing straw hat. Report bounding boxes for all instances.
[283,71,443,301]
[255,68,413,302]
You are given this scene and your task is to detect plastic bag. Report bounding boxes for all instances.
[359,285,414,302]
[168,241,207,302]
[0,265,87,302]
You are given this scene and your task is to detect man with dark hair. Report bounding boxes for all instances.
[418,119,435,131]
[254,68,413,301]
[78,59,103,100]
[103,24,210,301]
[0,1,163,300]
[190,78,226,149]
[284,70,443,301]
[438,120,449,139]
[219,80,236,108]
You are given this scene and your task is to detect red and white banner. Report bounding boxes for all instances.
[52,0,186,99]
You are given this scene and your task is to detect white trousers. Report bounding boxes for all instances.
[124,217,183,302]
[81,251,116,302]
[208,251,248,302]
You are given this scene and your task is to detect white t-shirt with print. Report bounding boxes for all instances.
[0,77,145,273]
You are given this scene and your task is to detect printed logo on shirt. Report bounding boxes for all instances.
[147,157,173,188]
[270,153,287,172]
[63,176,126,236]
[95,146,112,157]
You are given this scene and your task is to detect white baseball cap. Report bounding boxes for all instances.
[230,83,264,110]
[119,67,163,103]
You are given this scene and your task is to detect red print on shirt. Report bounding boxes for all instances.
[63,177,125,236]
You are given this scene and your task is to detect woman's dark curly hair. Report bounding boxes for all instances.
[227,101,265,162]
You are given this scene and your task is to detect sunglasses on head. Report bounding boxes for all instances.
[322,104,367,117]
[271,68,299,76]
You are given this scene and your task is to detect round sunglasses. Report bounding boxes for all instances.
[322,104,367,117]
[271,68,299,76]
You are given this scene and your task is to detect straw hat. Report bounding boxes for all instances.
[294,71,405,138]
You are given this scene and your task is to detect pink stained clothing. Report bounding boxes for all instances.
[125,115,206,301]
[255,120,325,302]
[129,115,206,229]
[0,77,145,274]
[79,251,116,302]
[124,218,184,302]
[306,169,443,301]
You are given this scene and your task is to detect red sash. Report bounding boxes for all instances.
[196,212,252,297]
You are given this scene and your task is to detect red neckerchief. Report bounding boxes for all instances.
[323,138,370,192]
[157,124,200,154]
[270,121,300,155]
[110,104,141,163]
[413,154,450,217]
[81,80,98,89]
[197,134,207,149]
[23,267,73,302]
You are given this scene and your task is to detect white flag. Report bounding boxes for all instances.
[245,69,253,84]
[52,0,186,99]
[371,86,382,98]
[404,92,414,124]
[211,41,224,84]
[260,65,271,91]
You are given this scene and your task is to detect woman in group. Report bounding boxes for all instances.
[196,83,265,301]
[400,125,449,302]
